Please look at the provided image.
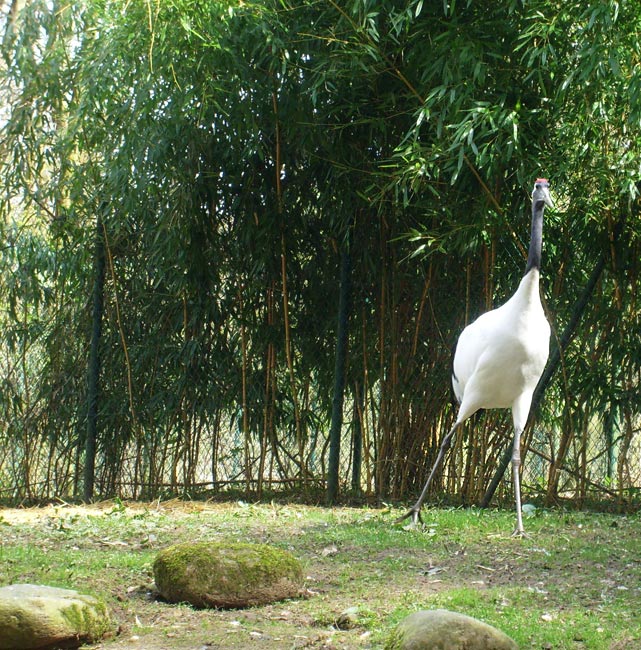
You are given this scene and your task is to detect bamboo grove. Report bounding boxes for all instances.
[0,0,640,508]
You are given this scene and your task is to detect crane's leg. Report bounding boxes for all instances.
[510,395,533,537]
[511,426,526,537]
[394,422,461,525]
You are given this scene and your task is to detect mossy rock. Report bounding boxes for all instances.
[0,584,111,650]
[386,609,518,650]
[153,541,304,608]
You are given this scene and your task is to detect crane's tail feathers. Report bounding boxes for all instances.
[451,371,463,406]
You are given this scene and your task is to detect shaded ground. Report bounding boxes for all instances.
[1,501,640,649]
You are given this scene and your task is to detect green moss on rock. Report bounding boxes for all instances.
[153,541,304,608]
[61,599,110,642]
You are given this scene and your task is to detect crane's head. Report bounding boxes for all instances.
[532,178,553,208]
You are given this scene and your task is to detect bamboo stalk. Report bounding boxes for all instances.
[376,218,388,496]
[360,309,374,494]
[102,222,139,437]
[272,88,306,488]
[260,282,276,494]
[411,263,432,357]
[238,284,251,493]
[617,386,635,507]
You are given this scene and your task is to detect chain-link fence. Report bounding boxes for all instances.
[2,387,639,510]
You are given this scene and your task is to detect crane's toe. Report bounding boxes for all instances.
[394,506,424,527]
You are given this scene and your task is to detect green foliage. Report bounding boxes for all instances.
[0,0,639,503]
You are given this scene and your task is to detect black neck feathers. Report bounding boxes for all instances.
[525,200,545,273]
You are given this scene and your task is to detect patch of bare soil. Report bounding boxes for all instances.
[1,502,377,650]
[1,502,639,649]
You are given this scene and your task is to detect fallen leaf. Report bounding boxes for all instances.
[423,566,446,576]
[321,544,338,557]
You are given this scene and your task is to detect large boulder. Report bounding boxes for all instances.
[386,609,518,650]
[153,541,304,608]
[0,584,111,650]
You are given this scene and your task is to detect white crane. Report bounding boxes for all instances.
[397,179,553,536]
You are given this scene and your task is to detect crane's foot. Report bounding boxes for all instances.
[394,506,424,527]
[511,528,531,539]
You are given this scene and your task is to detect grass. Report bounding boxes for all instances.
[0,501,640,649]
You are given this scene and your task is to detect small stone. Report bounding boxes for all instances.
[0,583,111,650]
[335,606,361,629]
[386,609,518,650]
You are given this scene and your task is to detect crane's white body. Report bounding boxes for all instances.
[397,179,553,535]
[453,268,550,423]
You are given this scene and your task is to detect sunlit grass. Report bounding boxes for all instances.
[1,502,640,649]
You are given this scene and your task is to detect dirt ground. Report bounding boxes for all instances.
[1,501,640,649]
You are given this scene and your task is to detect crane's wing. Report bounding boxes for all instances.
[451,311,494,405]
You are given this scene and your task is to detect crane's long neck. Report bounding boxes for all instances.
[525,200,545,274]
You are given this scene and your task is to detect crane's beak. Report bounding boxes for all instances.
[542,187,553,208]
